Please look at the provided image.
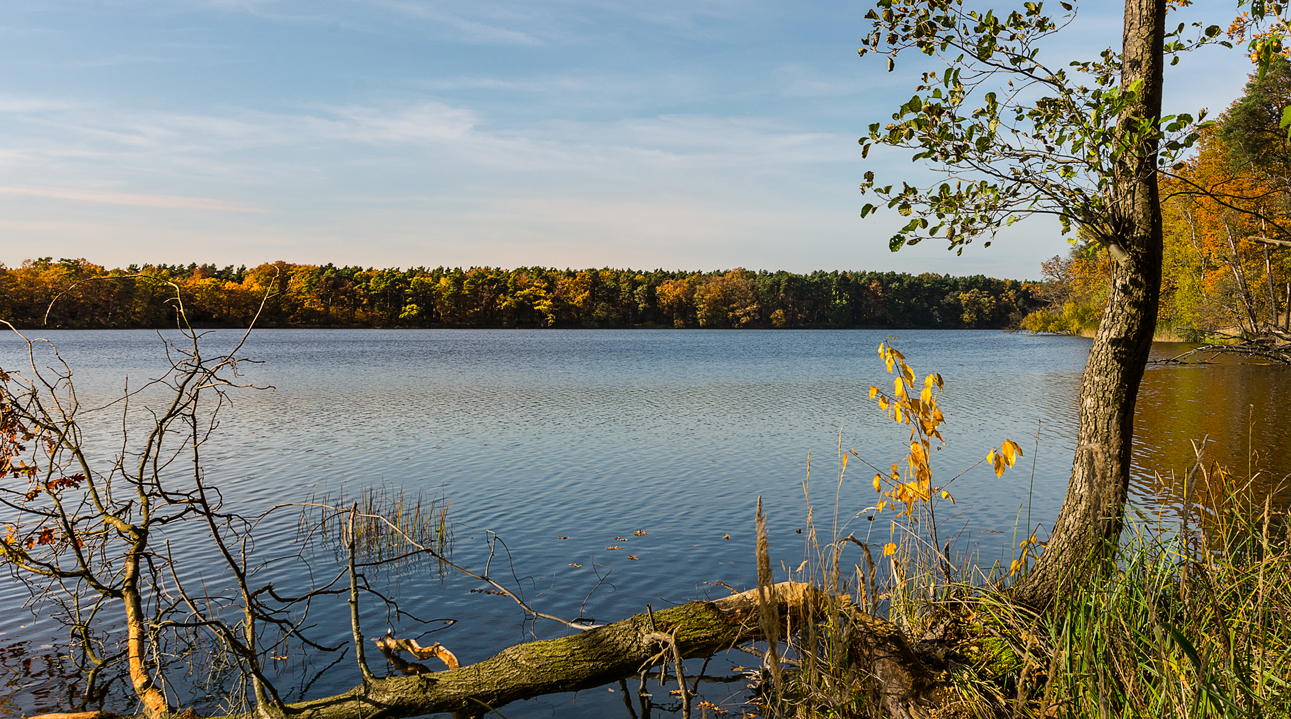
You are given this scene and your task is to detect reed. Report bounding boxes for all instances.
[303,484,453,572]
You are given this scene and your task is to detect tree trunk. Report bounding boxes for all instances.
[1011,0,1166,609]
[123,543,169,719]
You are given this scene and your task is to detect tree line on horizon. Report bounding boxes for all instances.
[0,259,1038,330]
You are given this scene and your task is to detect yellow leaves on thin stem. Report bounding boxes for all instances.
[868,344,1023,518]
[868,342,947,518]
[987,439,1024,478]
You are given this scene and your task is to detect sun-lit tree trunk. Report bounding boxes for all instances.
[122,541,169,719]
[1012,0,1166,609]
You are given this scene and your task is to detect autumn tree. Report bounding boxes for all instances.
[856,0,1232,606]
[1159,54,1291,338]
[1160,126,1291,336]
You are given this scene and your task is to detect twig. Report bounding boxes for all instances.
[347,503,375,683]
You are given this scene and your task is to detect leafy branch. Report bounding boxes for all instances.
[858,0,1229,256]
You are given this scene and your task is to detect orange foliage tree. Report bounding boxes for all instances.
[1160,126,1291,337]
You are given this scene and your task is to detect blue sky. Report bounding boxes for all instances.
[0,0,1255,278]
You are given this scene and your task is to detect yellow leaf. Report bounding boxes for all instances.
[934,373,943,388]
[894,406,904,424]
[941,490,954,503]
[877,500,887,512]
[894,377,906,399]
[883,542,897,556]
[921,385,932,404]
[869,385,878,400]
[902,363,914,386]
[1002,439,1023,466]
[873,473,882,492]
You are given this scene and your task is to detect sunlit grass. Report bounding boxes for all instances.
[758,344,1291,718]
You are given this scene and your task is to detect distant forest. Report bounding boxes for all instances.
[0,258,1039,330]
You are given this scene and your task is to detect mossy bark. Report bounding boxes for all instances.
[226,582,823,719]
[31,583,965,719]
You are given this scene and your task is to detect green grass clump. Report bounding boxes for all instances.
[763,466,1290,718]
[1032,488,1291,717]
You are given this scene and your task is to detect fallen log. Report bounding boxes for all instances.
[29,581,954,719]
[233,581,825,719]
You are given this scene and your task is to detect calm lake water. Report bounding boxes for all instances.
[1,329,1287,718]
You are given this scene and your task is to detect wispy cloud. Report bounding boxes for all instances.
[308,103,478,143]
[299,0,547,45]
[0,186,271,213]
[0,93,845,175]
[0,96,86,113]
[64,55,174,68]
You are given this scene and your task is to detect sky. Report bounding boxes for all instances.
[0,0,1259,279]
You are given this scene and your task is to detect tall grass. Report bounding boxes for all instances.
[760,449,1291,719]
[301,484,453,572]
[1032,467,1291,718]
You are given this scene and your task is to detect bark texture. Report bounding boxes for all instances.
[1011,0,1167,609]
[848,614,958,719]
[29,584,956,719]
[248,583,825,719]
[244,582,821,719]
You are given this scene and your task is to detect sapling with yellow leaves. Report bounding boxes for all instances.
[864,341,1026,570]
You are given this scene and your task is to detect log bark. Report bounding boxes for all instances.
[1011,0,1167,610]
[252,583,825,718]
[847,614,957,719]
[241,582,822,719]
[30,583,955,719]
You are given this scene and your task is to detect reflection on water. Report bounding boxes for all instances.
[0,640,94,716]
[0,329,1286,718]
[1135,344,1291,517]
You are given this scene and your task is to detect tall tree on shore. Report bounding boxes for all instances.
[857,0,1230,606]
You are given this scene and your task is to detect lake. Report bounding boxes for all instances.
[1,329,1287,718]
